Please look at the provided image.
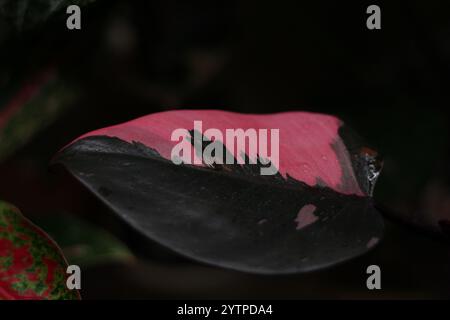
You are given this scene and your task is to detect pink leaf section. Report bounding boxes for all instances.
[295,204,319,230]
[67,110,363,196]
[366,237,379,249]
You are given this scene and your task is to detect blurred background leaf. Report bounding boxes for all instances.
[0,0,98,163]
[36,214,134,268]
[0,67,78,163]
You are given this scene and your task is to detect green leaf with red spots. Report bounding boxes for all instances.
[0,201,80,300]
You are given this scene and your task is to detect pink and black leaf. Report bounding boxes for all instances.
[52,110,384,274]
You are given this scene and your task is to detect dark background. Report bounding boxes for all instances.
[1,0,450,298]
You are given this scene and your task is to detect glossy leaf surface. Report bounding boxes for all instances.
[53,110,384,274]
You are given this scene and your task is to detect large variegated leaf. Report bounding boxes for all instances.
[53,110,384,274]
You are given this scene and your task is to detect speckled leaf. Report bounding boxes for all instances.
[0,201,79,300]
[53,110,384,274]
